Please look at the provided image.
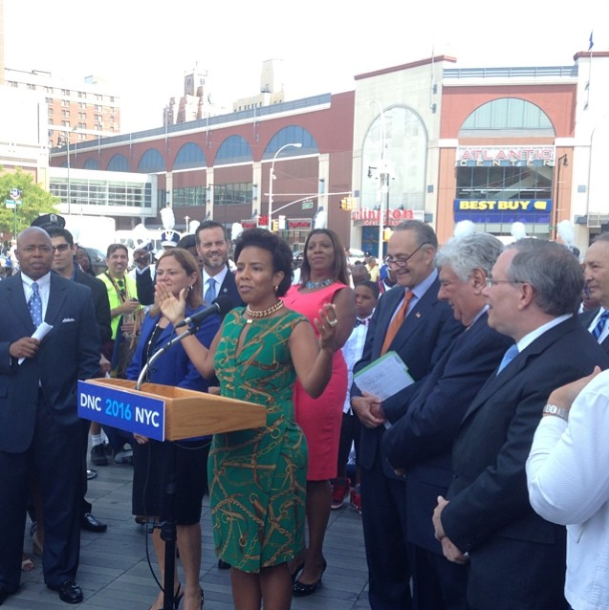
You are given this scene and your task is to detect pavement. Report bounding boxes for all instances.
[10,459,371,609]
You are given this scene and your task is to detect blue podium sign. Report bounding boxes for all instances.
[78,380,166,441]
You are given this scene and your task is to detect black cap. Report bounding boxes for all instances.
[31,213,66,230]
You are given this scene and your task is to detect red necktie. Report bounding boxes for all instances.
[381,289,413,354]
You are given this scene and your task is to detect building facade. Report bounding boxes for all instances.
[49,52,609,254]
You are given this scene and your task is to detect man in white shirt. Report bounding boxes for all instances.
[528,367,609,610]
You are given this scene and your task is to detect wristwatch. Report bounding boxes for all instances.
[542,404,569,421]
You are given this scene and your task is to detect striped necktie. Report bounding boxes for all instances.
[592,309,609,341]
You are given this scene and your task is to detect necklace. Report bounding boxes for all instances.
[245,300,285,323]
[305,278,334,289]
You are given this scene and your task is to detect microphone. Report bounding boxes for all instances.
[176,295,233,328]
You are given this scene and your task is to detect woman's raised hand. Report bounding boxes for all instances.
[316,303,338,350]
[156,283,187,325]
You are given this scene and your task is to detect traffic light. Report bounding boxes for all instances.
[271,220,279,232]
[383,227,393,242]
[340,197,354,211]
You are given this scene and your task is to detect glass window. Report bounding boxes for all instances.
[215,136,253,165]
[461,98,554,134]
[137,149,166,173]
[107,154,130,172]
[174,142,206,170]
[263,126,319,159]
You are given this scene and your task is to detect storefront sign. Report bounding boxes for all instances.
[351,208,424,226]
[456,146,555,167]
[454,199,552,224]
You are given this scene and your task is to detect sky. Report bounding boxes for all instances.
[4,0,609,133]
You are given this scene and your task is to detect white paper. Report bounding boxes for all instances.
[18,322,53,364]
[353,350,414,401]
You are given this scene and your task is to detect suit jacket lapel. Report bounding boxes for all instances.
[388,278,440,353]
[462,317,576,422]
[44,273,68,327]
[7,273,36,332]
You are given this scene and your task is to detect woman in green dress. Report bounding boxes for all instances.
[157,228,338,610]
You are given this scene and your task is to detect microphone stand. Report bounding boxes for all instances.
[136,323,197,610]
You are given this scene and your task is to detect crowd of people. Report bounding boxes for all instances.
[1,214,609,610]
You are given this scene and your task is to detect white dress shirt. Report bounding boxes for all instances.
[527,369,609,610]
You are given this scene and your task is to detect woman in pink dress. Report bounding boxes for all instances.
[282,229,356,596]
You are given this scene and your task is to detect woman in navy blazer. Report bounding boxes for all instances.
[126,248,220,610]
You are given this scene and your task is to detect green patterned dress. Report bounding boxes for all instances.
[209,307,308,573]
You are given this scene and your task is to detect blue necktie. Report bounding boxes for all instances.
[204,278,216,304]
[592,309,609,340]
[497,344,519,375]
[355,319,368,328]
[28,282,43,327]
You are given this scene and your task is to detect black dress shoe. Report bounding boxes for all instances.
[81,512,107,533]
[217,558,231,570]
[48,580,83,604]
[86,469,97,480]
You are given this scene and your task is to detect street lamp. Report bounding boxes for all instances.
[268,142,302,229]
[368,100,388,259]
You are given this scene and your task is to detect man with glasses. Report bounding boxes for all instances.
[432,239,609,610]
[351,220,462,610]
[46,226,111,536]
[382,232,512,610]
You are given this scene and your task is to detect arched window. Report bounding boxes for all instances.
[137,149,166,173]
[83,158,100,170]
[174,142,206,170]
[460,98,555,137]
[215,135,253,165]
[361,105,428,211]
[263,126,318,159]
[107,154,130,172]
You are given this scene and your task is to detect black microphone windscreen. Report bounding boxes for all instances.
[213,295,234,316]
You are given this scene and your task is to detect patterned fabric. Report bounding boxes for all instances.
[28,282,42,326]
[209,307,308,573]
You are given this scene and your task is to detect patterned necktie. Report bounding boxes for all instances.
[28,282,43,327]
[381,289,413,354]
[592,309,609,340]
[204,278,217,304]
[497,344,519,375]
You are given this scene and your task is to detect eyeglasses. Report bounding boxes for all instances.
[485,278,525,288]
[384,243,430,268]
[52,243,70,253]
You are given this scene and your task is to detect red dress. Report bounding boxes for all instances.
[283,283,348,480]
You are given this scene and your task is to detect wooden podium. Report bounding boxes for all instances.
[80,378,267,440]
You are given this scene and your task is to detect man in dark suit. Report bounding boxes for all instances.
[47,225,111,534]
[351,220,463,610]
[0,227,100,605]
[383,232,512,610]
[432,238,609,610]
[195,220,244,308]
[581,232,609,352]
